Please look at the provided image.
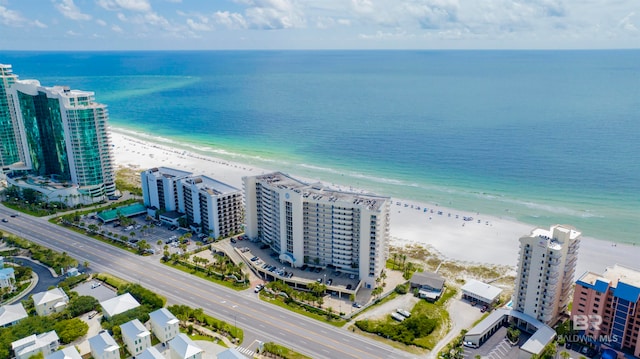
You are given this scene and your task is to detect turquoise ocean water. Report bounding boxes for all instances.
[1,50,639,244]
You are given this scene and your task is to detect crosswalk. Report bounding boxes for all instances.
[236,346,257,358]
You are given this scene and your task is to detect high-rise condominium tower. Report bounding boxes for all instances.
[513,224,581,325]
[0,64,115,199]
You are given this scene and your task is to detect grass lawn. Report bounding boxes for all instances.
[259,293,346,328]
[261,342,313,359]
[162,261,249,291]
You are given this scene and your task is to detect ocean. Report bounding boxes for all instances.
[1,50,639,244]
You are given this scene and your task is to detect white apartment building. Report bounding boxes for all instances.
[120,319,151,357]
[11,331,59,359]
[244,172,391,288]
[88,330,120,359]
[141,167,192,212]
[513,224,581,325]
[141,167,243,238]
[149,308,180,343]
[32,288,68,316]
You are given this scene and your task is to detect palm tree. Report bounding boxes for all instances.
[392,253,398,270]
[560,351,570,359]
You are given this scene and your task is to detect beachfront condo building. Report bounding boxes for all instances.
[243,172,391,288]
[141,167,243,239]
[512,224,581,325]
[571,264,640,357]
[0,64,116,202]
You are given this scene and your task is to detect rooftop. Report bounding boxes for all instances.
[88,331,119,356]
[184,175,240,196]
[249,172,389,211]
[137,347,165,359]
[100,292,140,318]
[149,307,179,326]
[0,303,28,327]
[45,346,82,359]
[170,333,203,358]
[120,319,150,340]
[461,279,503,302]
[32,288,67,306]
[146,167,193,179]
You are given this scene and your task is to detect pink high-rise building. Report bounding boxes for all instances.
[572,264,640,357]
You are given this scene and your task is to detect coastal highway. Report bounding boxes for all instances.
[0,206,414,359]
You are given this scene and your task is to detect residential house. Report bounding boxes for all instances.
[32,288,69,316]
[169,333,204,359]
[217,348,249,359]
[99,292,140,319]
[138,347,166,359]
[0,302,28,328]
[45,346,82,359]
[149,307,180,343]
[88,330,120,359]
[410,271,445,301]
[120,318,151,357]
[11,331,59,359]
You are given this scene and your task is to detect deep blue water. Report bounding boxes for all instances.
[2,50,639,243]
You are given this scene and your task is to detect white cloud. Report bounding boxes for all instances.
[111,24,123,32]
[54,0,92,21]
[96,19,107,26]
[186,18,212,31]
[237,0,306,29]
[213,11,247,29]
[34,19,47,28]
[97,0,151,12]
[66,29,80,36]
[618,12,638,33]
[0,5,27,26]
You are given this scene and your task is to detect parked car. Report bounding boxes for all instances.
[230,238,237,244]
[352,302,362,308]
[254,284,264,293]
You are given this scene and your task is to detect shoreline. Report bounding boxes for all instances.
[111,129,640,277]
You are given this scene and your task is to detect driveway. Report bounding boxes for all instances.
[10,257,62,299]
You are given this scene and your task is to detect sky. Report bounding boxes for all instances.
[0,0,638,50]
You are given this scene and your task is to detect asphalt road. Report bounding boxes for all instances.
[11,257,63,299]
[0,206,415,359]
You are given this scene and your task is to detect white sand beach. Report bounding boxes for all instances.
[112,130,640,277]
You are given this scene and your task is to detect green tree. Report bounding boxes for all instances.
[53,318,88,343]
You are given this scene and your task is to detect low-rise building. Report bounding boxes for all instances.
[169,333,204,359]
[99,292,140,319]
[149,307,180,343]
[121,318,151,357]
[0,302,28,328]
[11,331,59,359]
[88,330,120,359]
[32,288,69,316]
[45,346,82,359]
[410,272,445,301]
[464,308,556,359]
[0,267,16,291]
[461,279,503,306]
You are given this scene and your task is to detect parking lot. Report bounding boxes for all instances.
[462,326,531,359]
[81,213,206,255]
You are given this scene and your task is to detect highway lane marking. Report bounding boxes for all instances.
[7,220,393,359]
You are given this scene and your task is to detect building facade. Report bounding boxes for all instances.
[0,267,15,291]
[11,331,59,359]
[0,64,116,202]
[149,308,180,343]
[88,330,120,359]
[121,319,151,357]
[141,167,243,238]
[512,224,580,325]
[32,288,69,316]
[572,265,640,357]
[244,172,390,288]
